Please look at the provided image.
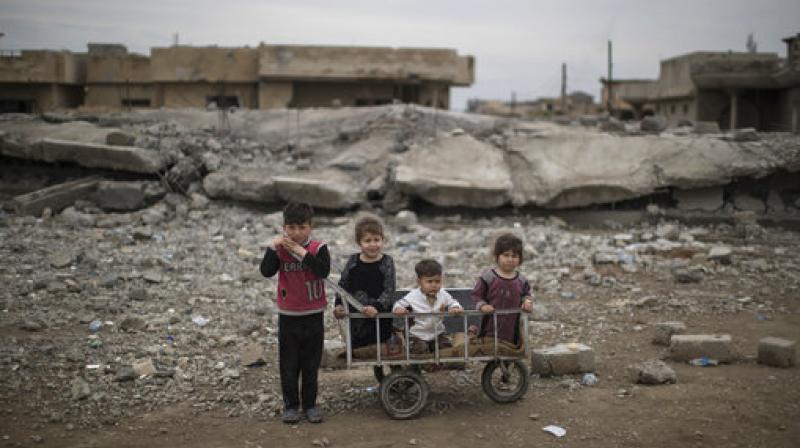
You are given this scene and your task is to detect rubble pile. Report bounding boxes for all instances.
[2,105,799,214]
[1,195,798,428]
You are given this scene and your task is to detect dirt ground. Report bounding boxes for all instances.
[3,281,799,448]
[2,206,800,448]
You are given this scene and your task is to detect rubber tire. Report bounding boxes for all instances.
[481,359,529,404]
[373,365,401,383]
[379,370,429,420]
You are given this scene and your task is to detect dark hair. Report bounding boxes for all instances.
[494,233,524,263]
[415,259,442,278]
[283,202,314,225]
[354,213,384,242]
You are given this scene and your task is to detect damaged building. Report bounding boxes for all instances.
[0,43,474,112]
[601,33,800,132]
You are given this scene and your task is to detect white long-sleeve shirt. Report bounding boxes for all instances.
[392,288,462,341]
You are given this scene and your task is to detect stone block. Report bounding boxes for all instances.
[757,337,796,368]
[531,343,594,376]
[669,334,733,363]
[652,321,686,346]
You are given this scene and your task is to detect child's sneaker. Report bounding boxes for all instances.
[305,407,324,423]
[282,408,300,424]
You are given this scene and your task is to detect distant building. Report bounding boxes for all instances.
[467,91,596,118]
[0,42,474,113]
[0,50,86,113]
[601,33,800,132]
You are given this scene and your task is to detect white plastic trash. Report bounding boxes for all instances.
[542,425,566,437]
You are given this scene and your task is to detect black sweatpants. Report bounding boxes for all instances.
[278,312,324,411]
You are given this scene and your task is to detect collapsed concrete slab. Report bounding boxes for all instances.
[203,170,277,203]
[0,121,165,173]
[273,169,360,210]
[652,321,687,346]
[506,123,800,209]
[395,134,512,208]
[12,176,100,216]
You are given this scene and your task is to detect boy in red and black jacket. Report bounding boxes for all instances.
[260,202,330,424]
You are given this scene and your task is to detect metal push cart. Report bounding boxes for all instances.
[342,288,531,419]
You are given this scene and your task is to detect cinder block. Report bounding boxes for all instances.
[758,337,796,368]
[652,321,687,346]
[669,334,733,363]
[531,343,594,376]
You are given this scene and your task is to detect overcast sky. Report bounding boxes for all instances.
[1,0,798,110]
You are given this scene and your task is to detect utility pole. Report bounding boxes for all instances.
[510,91,517,117]
[561,62,567,114]
[607,40,614,114]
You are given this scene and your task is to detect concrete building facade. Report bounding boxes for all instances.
[601,33,800,132]
[0,50,86,113]
[0,42,474,112]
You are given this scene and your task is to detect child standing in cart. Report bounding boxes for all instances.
[471,233,534,345]
[333,213,396,352]
[393,259,463,354]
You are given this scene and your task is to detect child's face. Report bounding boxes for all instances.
[496,250,521,272]
[284,222,312,245]
[417,274,442,297]
[358,232,384,260]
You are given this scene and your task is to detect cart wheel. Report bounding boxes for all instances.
[379,370,429,419]
[481,359,529,403]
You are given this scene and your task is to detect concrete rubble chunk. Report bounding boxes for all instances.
[203,170,277,203]
[652,321,686,346]
[133,358,157,376]
[71,377,91,400]
[12,176,100,217]
[273,170,360,209]
[757,337,796,368]
[629,360,677,385]
[90,180,165,211]
[531,343,595,376]
[708,246,733,264]
[669,334,734,363]
[395,134,512,208]
[240,343,267,367]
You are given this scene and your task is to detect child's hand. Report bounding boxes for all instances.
[449,306,464,315]
[333,305,347,319]
[363,306,379,318]
[393,307,408,316]
[521,299,533,313]
[281,238,308,258]
[271,235,285,250]
[480,304,495,313]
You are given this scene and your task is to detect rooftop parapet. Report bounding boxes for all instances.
[258,44,474,86]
